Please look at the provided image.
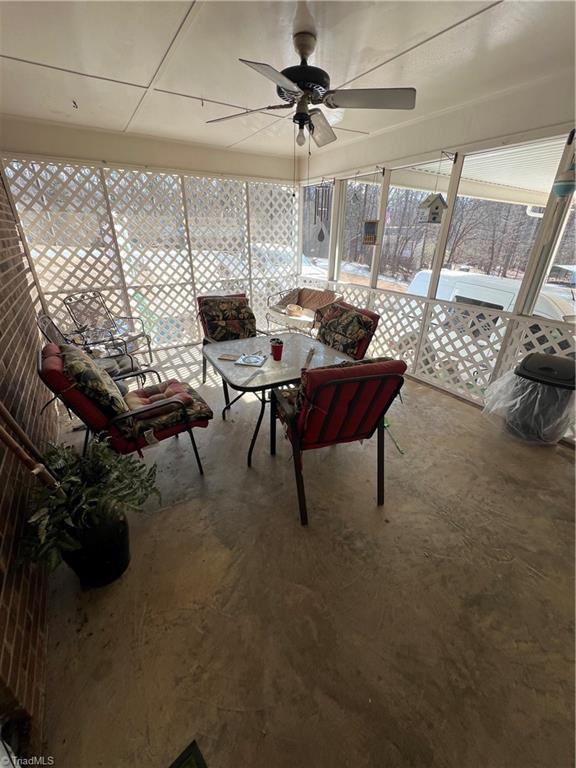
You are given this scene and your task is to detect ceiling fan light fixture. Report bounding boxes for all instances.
[296,127,306,146]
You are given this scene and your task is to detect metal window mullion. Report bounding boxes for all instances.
[426,152,464,299]
[179,175,200,335]
[512,129,575,316]
[370,168,392,289]
[245,181,254,303]
[99,168,132,322]
[0,161,49,314]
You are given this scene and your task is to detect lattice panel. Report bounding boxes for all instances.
[184,176,249,293]
[248,182,298,280]
[496,317,576,375]
[414,300,511,401]
[128,284,197,347]
[370,291,427,368]
[3,158,128,300]
[336,282,373,309]
[105,168,190,287]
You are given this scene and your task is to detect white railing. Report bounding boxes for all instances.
[299,276,576,404]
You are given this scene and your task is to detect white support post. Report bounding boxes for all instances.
[329,179,346,284]
[245,181,254,303]
[426,152,464,299]
[179,175,201,339]
[370,168,392,289]
[296,184,304,277]
[99,168,133,321]
[512,129,575,316]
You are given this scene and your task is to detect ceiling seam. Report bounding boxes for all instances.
[152,87,278,115]
[122,1,200,132]
[335,0,505,89]
[0,54,147,89]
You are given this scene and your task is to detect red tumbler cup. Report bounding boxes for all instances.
[271,338,284,361]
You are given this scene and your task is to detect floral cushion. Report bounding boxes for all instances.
[317,304,377,358]
[123,380,213,436]
[60,344,129,418]
[200,297,256,341]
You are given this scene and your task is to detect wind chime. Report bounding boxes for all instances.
[313,180,332,242]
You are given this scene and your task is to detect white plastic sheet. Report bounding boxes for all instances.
[483,371,575,444]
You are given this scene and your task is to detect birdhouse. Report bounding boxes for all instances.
[419,193,447,224]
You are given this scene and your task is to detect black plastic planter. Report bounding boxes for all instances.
[62,516,130,588]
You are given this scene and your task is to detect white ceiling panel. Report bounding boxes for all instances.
[0,58,143,130]
[155,1,489,108]
[332,0,575,134]
[129,90,279,146]
[0,1,189,85]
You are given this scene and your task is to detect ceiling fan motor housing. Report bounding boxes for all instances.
[277,64,330,103]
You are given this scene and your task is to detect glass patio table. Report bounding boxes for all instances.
[202,332,353,466]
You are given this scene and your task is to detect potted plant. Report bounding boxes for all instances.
[22,441,158,588]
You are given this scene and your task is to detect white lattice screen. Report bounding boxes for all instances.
[183,176,249,297]
[3,157,299,350]
[300,276,576,406]
[248,182,298,328]
[3,159,130,329]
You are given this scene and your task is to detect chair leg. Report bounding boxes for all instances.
[270,391,277,456]
[377,420,385,506]
[188,429,204,475]
[82,428,90,457]
[202,355,207,384]
[292,442,308,526]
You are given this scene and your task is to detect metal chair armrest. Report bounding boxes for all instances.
[267,289,293,308]
[113,367,162,384]
[115,316,146,334]
[110,397,188,424]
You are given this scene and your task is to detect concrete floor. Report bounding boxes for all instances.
[44,369,574,768]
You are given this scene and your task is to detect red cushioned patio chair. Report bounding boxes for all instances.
[270,358,406,525]
[317,301,380,360]
[39,344,212,473]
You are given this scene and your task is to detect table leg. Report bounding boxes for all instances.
[247,390,266,468]
[221,391,244,420]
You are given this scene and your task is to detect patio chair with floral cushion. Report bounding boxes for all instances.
[270,357,406,525]
[266,286,340,334]
[317,301,380,360]
[197,293,266,417]
[63,290,153,364]
[39,344,212,473]
[37,312,142,396]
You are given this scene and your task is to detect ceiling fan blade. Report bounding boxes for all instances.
[323,88,416,110]
[308,109,337,148]
[239,59,303,96]
[207,104,292,124]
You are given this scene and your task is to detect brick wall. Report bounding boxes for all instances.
[0,172,57,743]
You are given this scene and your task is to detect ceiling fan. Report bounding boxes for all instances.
[207,31,416,148]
